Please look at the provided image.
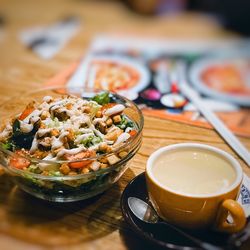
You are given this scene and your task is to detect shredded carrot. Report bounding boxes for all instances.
[10,156,30,169]
[101,103,116,112]
[19,107,34,120]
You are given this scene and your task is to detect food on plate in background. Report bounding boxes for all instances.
[91,61,140,91]
[190,56,250,106]
[201,64,250,95]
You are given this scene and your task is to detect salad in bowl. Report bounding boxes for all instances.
[0,87,143,202]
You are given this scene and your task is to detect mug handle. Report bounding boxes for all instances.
[215,199,246,233]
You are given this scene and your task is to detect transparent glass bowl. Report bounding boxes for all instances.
[0,87,143,202]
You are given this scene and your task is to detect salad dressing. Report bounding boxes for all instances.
[114,133,130,146]
[90,125,105,139]
[43,95,53,103]
[51,137,63,150]
[56,146,86,158]
[0,92,136,176]
[20,121,33,133]
[23,110,42,123]
[51,131,69,150]
[30,136,38,153]
[93,117,107,125]
[30,116,40,125]
[105,104,125,116]
[37,128,52,137]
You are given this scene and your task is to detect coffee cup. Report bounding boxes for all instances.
[146,143,246,233]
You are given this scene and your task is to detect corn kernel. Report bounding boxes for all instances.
[66,129,75,141]
[100,163,108,169]
[59,163,71,175]
[104,129,122,141]
[95,110,102,118]
[112,115,121,124]
[118,151,128,158]
[41,111,50,120]
[40,123,46,129]
[68,171,77,176]
[0,166,5,176]
[51,129,60,137]
[99,142,108,152]
[42,170,49,176]
[65,103,73,110]
[81,168,90,174]
[99,157,108,163]
[106,118,113,127]
[83,106,91,113]
[97,122,107,134]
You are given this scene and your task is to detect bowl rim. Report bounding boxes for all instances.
[0,86,144,179]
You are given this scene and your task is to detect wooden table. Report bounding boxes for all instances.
[0,0,249,249]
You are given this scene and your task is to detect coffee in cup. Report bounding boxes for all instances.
[146,143,246,233]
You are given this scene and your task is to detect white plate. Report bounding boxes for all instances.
[67,55,150,94]
[189,55,250,107]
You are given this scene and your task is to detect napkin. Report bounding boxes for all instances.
[19,17,80,60]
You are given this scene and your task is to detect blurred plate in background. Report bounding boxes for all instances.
[189,54,250,106]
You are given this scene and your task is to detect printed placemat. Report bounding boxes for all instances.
[45,35,250,137]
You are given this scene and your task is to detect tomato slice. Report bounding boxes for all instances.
[10,151,30,169]
[64,150,96,169]
[69,161,89,169]
[10,157,30,169]
[129,130,137,137]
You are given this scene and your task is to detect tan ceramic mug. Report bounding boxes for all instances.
[146,143,246,233]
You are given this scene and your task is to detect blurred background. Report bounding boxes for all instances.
[0,0,249,110]
[0,0,249,134]
[126,0,250,35]
[1,0,249,34]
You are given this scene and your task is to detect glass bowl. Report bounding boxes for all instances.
[0,86,143,202]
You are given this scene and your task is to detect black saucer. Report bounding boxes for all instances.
[120,172,249,250]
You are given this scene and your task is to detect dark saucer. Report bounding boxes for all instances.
[120,172,250,250]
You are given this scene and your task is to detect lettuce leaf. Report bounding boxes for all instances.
[92,92,110,105]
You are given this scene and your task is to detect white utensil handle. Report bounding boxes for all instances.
[180,83,250,167]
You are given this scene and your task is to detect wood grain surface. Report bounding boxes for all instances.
[0,0,249,249]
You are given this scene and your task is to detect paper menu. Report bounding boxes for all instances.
[65,34,250,137]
